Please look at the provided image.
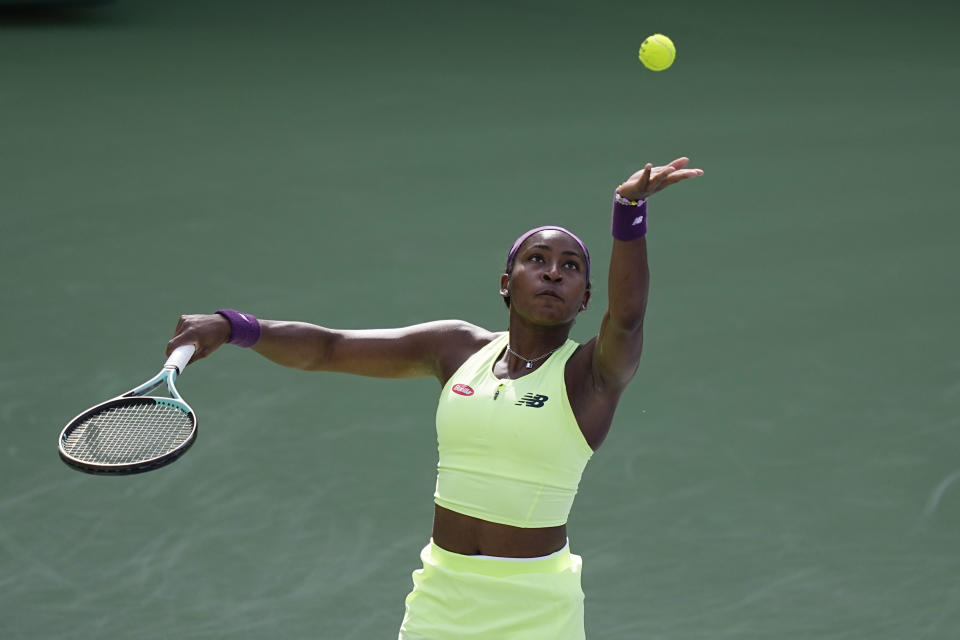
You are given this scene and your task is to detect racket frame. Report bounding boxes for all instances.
[58,345,197,475]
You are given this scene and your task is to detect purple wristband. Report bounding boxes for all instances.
[216,309,261,347]
[611,196,648,241]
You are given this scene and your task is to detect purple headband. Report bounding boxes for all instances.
[506,225,591,281]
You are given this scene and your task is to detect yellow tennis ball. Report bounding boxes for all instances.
[639,33,676,71]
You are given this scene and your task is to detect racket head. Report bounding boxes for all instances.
[58,395,197,475]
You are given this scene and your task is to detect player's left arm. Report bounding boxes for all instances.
[592,157,704,391]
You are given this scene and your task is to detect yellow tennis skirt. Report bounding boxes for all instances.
[398,539,585,640]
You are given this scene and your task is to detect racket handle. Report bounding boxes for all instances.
[165,345,196,374]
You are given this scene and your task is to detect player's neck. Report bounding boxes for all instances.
[505,318,571,368]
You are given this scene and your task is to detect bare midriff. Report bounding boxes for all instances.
[431,504,568,558]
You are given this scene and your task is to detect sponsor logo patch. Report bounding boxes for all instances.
[452,384,475,396]
[515,393,549,408]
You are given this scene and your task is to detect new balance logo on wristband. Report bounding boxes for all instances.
[515,393,549,408]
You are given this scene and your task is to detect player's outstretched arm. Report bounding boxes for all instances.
[593,157,703,390]
[167,315,491,382]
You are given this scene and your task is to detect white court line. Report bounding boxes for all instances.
[923,469,960,518]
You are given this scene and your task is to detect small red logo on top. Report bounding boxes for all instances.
[452,384,474,396]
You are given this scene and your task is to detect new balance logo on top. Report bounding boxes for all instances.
[515,393,549,408]
[633,215,644,226]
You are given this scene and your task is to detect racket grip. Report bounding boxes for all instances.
[165,345,196,374]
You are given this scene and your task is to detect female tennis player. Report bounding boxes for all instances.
[167,157,702,639]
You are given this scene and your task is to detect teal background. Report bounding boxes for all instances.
[2,1,959,637]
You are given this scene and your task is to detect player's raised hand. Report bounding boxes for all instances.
[616,157,703,202]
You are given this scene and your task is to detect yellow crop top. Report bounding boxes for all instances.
[433,332,594,528]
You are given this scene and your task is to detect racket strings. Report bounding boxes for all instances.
[62,402,193,465]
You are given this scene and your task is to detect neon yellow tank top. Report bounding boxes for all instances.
[434,332,594,528]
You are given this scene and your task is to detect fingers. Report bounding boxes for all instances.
[621,157,703,200]
[625,163,652,185]
[168,335,205,364]
[663,168,704,184]
[652,168,702,193]
[647,158,687,175]
[638,163,652,191]
[166,313,229,363]
[166,336,181,358]
[647,165,677,192]
[166,334,197,362]
[167,315,187,357]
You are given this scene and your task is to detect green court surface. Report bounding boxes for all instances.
[2,1,958,637]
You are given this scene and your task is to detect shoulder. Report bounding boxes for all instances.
[432,319,497,340]
[418,319,498,348]
[432,320,500,385]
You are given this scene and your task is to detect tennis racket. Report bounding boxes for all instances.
[59,345,198,475]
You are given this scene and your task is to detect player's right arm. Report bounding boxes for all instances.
[166,314,491,383]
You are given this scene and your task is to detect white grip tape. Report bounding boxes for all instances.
[165,345,196,374]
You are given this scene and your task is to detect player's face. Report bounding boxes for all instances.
[501,230,590,326]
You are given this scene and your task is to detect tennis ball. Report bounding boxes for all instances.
[639,34,676,71]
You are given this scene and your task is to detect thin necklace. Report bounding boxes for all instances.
[506,344,560,369]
